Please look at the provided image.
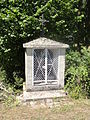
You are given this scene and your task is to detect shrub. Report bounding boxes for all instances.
[65,47,90,99]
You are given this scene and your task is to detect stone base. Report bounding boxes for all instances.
[23,89,67,101]
[16,89,67,108]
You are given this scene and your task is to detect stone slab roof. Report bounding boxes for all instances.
[23,37,69,48]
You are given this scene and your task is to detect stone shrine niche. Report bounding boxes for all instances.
[23,37,69,91]
[33,49,58,85]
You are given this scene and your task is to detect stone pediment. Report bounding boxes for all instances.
[23,37,69,48]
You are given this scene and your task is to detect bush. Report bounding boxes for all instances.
[65,47,90,99]
[0,68,23,93]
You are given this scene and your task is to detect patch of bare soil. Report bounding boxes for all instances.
[0,98,90,120]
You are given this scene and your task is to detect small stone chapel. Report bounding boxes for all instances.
[23,37,69,101]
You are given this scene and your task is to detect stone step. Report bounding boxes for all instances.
[23,90,67,101]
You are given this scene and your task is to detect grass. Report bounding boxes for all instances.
[0,97,90,120]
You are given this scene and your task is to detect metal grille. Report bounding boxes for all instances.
[47,49,58,84]
[33,49,58,85]
[33,49,45,84]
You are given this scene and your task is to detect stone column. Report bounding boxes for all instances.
[58,48,65,88]
[25,48,33,91]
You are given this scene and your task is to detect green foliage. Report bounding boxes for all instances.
[65,47,90,99]
[3,92,20,107]
[4,95,15,107]
[0,82,20,107]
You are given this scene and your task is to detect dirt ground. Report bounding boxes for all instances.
[0,97,90,120]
